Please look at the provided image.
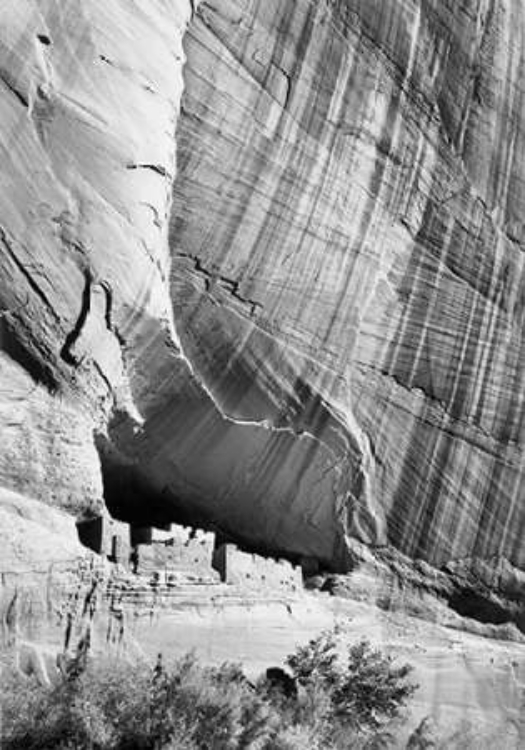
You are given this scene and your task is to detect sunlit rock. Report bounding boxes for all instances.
[0,0,524,586]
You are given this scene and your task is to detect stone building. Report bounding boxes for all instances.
[132,525,217,580]
[212,544,302,593]
[76,516,130,566]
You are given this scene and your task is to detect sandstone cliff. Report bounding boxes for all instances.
[1,0,524,591]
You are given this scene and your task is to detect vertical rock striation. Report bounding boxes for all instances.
[168,0,525,576]
[0,0,524,585]
[0,0,196,517]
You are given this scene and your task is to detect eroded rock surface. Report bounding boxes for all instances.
[0,0,524,597]
[169,0,525,578]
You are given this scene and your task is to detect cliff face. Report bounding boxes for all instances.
[167,0,525,573]
[0,0,524,580]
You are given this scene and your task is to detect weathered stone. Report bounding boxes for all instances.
[0,0,524,603]
[134,526,216,578]
[213,544,302,593]
[166,0,525,576]
[77,515,130,567]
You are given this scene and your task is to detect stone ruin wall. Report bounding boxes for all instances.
[134,525,218,582]
[212,543,303,594]
[76,515,303,594]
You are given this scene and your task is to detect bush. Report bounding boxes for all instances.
[0,653,276,750]
[0,629,418,749]
[0,658,152,749]
[285,629,418,739]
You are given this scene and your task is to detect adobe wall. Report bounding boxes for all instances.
[213,544,302,593]
[77,518,304,594]
[134,526,217,579]
[76,516,130,567]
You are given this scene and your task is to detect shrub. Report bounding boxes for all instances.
[286,629,418,736]
[0,653,276,750]
[148,655,276,748]
[0,658,152,749]
[333,640,417,731]
[0,629,418,749]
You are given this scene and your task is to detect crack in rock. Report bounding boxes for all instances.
[176,252,263,316]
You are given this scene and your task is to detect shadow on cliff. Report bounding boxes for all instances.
[0,315,58,391]
[94,432,195,530]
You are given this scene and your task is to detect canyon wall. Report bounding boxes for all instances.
[169,0,525,576]
[1,0,524,585]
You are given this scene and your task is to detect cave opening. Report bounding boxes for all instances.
[90,423,326,583]
[94,432,182,530]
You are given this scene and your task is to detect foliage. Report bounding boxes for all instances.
[286,629,418,734]
[0,628,419,749]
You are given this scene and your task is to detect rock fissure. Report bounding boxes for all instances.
[61,272,92,366]
[0,227,57,318]
[175,252,263,315]
[0,68,29,107]
[127,163,171,179]
[357,362,521,458]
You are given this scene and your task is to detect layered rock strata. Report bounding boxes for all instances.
[0,0,524,594]
[168,0,525,577]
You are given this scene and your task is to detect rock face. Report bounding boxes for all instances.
[0,0,192,519]
[0,0,524,588]
[171,0,525,575]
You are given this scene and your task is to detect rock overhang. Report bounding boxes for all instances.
[0,0,524,586]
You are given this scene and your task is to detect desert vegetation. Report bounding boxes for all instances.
[0,628,419,749]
